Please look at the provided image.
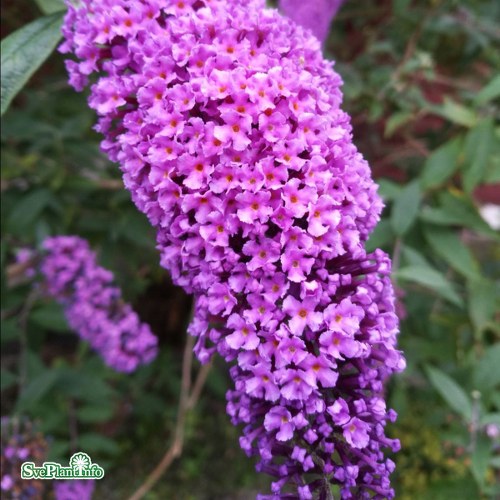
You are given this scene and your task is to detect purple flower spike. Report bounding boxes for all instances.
[279,0,346,43]
[35,236,157,373]
[61,0,404,497]
[54,480,95,500]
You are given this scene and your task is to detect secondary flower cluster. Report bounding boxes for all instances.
[279,0,345,43]
[61,0,405,497]
[53,480,95,500]
[29,236,157,373]
[1,417,48,499]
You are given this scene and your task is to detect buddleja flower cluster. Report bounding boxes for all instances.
[27,236,157,373]
[53,480,95,500]
[61,0,405,497]
[1,417,48,499]
[279,0,345,44]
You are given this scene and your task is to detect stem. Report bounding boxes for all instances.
[323,476,335,500]
[127,332,211,500]
[18,289,39,391]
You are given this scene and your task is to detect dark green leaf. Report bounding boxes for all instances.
[471,433,492,489]
[7,189,52,231]
[426,365,472,421]
[1,13,64,115]
[391,180,421,236]
[420,137,462,190]
[423,225,479,279]
[462,118,494,194]
[16,369,59,412]
[77,404,114,424]
[30,303,69,333]
[473,345,500,392]
[384,111,412,137]
[0,318,20,344]
[0,370,17,391]
[33,0,66,14]
[79,432,120,455]
[467,278,498,337]
[396,266,463,306]
[475,74,500,105]
[432,98,477,127]
[366,219,394,252]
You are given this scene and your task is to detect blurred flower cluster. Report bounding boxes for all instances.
[1,417,48,499]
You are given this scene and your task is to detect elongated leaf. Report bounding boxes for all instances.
[433,98,477,127]
[471,434,492,489]
[467,278,498,337]
[426,365,472,421]
[384,111,412,137]
[420,137,462,189]
[33,0,66,14]
[391,180,421,236]
[16,369,59,412]
[7,189,52,231]
[423,225,479,279]
[475,74,500,105]
[462,118,494,194]
[1,13,64,115]
[396,266,463,306]
[30,303,69,333]
[1,370,17,391]
[474,345,500,391]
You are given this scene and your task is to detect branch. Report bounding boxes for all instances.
[127,333,211,500]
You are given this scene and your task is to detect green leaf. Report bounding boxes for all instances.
[432,98,477,127]
[471,433,492,489]
[401,245,432,268]
[420,137,462,189]
[77,404,114,424]
[78,432,120,455]
[462,118,494,194]
[377,179,402,201]
[7,188,52,231]
[16,369,59,412]
[30,303,69,333]
[467,279,498,337]
[366,219,394,252]
[474,345,500,392]
[391,180,421,236]
[425,365,472,421]
[33,0,66,14]
[420,192,499,237]
[423,225,479,279]
[384,111,412,137]
[0,370,17,391]
[396,266,463,306]
[475,74,500,105]
[55,367,115,402]
[1,13,64,115]
[480,413,500,427]
[0,318,20,344]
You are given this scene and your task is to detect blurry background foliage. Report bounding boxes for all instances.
[1,0,499,498]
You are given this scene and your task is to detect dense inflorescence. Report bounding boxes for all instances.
[28,236,157,373]
[279,0,345,44]
[1,417,49,499]
[53,480,95,500]
[61,0,405,497]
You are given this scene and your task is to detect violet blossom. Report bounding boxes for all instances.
[29,236,157,373]
[61,0,405,497]
[53,480,95,500]
[1,417,48,499]
[279,0,346,44]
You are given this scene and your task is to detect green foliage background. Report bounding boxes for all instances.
[1,0,499,498]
